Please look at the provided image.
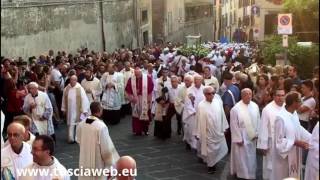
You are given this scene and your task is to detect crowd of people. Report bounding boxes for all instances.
[0,41,319,180]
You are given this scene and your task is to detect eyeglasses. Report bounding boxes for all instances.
[205,92,215,95]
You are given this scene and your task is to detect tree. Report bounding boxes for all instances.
[283,0,319,42]
[261,35,319,79]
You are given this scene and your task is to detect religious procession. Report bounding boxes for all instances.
[0,40,318,180]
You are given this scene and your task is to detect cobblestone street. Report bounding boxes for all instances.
[55,115,263,180]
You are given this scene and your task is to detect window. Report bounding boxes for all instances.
[143,31,149,46]
[141,10,148,24]
[185,5,213,22]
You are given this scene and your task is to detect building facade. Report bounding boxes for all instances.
[152,0,214,44]
[1,0,152,59]
[134,0,153,47]
[216,0,283,42]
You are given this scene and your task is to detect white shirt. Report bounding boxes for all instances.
[298,96,316,121]
[20,157,70,180]
[168,85,181,104]
[1,142,33,179]
[51,68,64,90]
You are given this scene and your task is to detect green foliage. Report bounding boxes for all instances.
[284,0,319,18]
[261,35,319,79]
[288,44,319,79]
[180,45,210,58]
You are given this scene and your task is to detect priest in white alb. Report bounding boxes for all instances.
[305,122,319,180]
[23,82,55,140]
[120,61,134,115]
[62,75,90,143]
[182,75,205,150]
[203,66,220,92]
[257,88,285,180]
[76,102,120,180]
[230,88,260,180]
[271,91,311,180]
[100,64,123,125]
[81,65,102,104]
[1,123,33,179]
[194,86,229,174]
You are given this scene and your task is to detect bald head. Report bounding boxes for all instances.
[116,156,137,180]
[70,75,78,87]
[241,88,252,104]
[194,74,203,87]
[184,75,193,88]
[203,86,215,94]
[7,122,26,134]
[7,122,26,149]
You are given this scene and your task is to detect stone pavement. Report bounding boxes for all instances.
[54,115,263,180]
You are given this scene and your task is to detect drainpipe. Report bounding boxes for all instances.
[99,0,106,51]
[133,0,140,47]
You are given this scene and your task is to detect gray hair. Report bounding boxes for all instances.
[184,74,194,82]
[171,75,179,81]
[28,82,39,89]
[241,88,252,97]
[203,86,215,94]
[193,74,203,80]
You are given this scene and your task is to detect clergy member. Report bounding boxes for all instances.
[168,76,183,135]
[175,75,193,147]
[305,122,319,180]
[23,82,55,140]
[271,91,311,180]
[230,88,260,180]
[195,86,229,174]
[61,75,90,143]
[20,135,70,180]
[120,61,134,115]
[100,64,123,125]
[182,74,205,150]
[154,68,171,139]
[203,66,220,92]
[257,88,285,179]
[125,65,154,136]
[1,123,33,179]
[81,65,102,104]
[115,156,137,180]
[76,102,120,180]
[1,110,5,149]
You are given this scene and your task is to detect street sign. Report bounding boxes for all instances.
[282,35,288,47]
[278,14,292,34]
[251,5,260,16]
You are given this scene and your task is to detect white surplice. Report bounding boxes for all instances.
[81,76,102,103]
[194,95,229,167]
[120,68,134,105]
[230,100,260,179]
[271,108,311,180]
[1,110,4,149]
[305,122,319,180]
[19,157,70,180]
[61,83,90,125]
[23,91,54,135]
[174,84,188,115]
[100,72,122,110]
[203,76,220,93]
[257,101,283,179]
[1,142,33,179]
[76,116,120,180]
[182,85,204,149]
